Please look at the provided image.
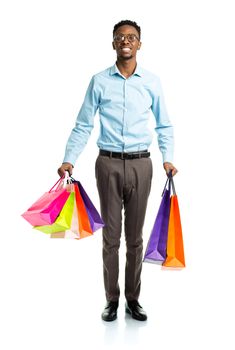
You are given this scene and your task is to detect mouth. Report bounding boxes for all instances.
[120,47,132,53]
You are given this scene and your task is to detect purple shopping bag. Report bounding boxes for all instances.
[74,180,105,232]
[143,176,172,263]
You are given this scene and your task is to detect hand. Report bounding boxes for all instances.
[57,162,74,178]
[163,162,178,177]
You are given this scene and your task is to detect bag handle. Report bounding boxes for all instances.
[161,177,170,196]
[167,170,176,195]
[161,170,176,196]
[49,171,70,192]
[70,176,76,183]
[63,171,72,188]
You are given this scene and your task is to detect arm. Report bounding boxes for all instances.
[151,77,178,176]
[58,75,100,177]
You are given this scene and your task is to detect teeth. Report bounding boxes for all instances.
[122,48,131,51]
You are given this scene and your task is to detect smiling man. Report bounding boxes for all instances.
[58,20,178,322]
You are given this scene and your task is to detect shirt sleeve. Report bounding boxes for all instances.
[62,75,100,166]
[151,77,174,163]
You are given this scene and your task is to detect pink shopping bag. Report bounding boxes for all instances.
[21,175,70,226]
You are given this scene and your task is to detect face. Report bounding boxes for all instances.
[112,25,141,60]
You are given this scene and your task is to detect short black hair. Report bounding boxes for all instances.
[113,20,141,39]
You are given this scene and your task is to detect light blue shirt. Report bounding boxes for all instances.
[63,63,174,166]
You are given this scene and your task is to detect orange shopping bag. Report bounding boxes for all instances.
[74,182,93,239]
[162,174,186,268]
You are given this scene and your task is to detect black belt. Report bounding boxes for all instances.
[99,149,150,159]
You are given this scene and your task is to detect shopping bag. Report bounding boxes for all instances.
[162,175,186,268]
[73,182,93,239]
[34,183,75,234]
[50,230,79,239]
[21,174,70,226]
[51,200,80,238]
[143,176,171,263]
[50,182,92,239]
[75,180,105,232]
[50,192,80,238]
[50,179,104,239]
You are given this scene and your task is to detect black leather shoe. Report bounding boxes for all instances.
[101,301,119,321]
[125,300,147,321]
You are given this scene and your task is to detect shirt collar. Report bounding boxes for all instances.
[110,63,142,78]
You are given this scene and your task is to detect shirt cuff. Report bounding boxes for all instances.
[162,152,174,164]
[62,155,75,167]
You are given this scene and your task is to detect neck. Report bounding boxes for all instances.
[116,58,137,78]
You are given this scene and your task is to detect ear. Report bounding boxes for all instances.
[112,41,116,50]
[137,41,142,50]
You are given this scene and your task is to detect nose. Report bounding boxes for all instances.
[122,36,129,44]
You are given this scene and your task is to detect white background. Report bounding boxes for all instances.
[0,0,235,349]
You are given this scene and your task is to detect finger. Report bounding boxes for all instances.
[58,168,65,178]
[66,167,72,176]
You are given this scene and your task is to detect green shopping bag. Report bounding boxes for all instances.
[34,187,75,234]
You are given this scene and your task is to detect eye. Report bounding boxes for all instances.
[128,34,136,41]
[114,35,123,42]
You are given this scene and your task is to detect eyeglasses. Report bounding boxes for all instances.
[113,34,140,43]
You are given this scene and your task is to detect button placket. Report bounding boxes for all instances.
[123,79,129,146]
[122,80,127,135]
[121,79,127,152]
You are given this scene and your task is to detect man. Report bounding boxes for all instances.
[58,20,178,322]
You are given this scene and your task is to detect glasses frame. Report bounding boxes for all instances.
[113,33,140,43]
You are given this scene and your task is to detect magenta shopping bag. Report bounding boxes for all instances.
[143,176,171,263]
[21,176,70,226]
[71,179,105,232]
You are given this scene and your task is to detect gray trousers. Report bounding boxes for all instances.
[95,153,153,302]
